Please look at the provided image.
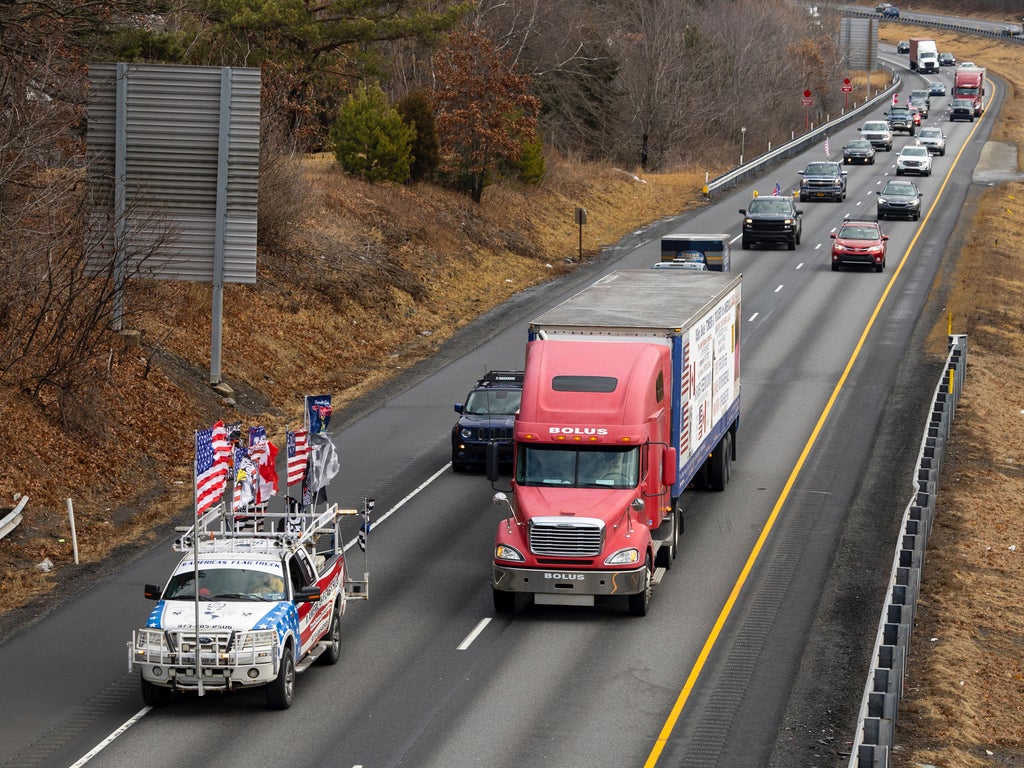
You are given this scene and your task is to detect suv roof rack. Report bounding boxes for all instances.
[477,370,524,387]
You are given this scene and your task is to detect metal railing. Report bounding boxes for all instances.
[704,68,900,198]
[847,333,968,768]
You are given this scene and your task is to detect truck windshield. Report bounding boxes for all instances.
[517,445,639,489]
[464,389,522,416]
[164,568,287,601]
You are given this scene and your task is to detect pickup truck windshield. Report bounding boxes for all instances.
[517,445,639,488]
[164,567,287,601]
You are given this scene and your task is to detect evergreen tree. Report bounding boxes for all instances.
[330,83,416,183]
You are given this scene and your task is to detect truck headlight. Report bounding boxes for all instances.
[495,544,524,562]
[605,548,640,566]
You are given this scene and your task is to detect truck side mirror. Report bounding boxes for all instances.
[144,584,162,600]
[486,441,501,482]
[662,448,678,488]
[294,585,321,603]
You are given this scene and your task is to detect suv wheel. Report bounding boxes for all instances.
[741,237,750,250]
[787,238,796,251]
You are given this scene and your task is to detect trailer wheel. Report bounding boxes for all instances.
[707,432,732,492]
[266,643,296,709]
[493,588,515,614]
[628,556,652,617]
[320,602,342,666]
[141,676,172,707]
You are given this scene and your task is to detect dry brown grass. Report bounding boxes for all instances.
[878,25,1024,768]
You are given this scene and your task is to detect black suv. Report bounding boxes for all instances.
[886,106,916,135]
[798,160,848,202]
[451,370,523,471]
[739,196,804,250]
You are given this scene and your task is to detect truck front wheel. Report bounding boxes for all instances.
[266,644,296,709]
[655,507,680,569]
[141,677,171,707]
[493,588,515,614]
[628,556,652,617]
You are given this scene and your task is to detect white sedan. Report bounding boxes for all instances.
[895,145,933,176]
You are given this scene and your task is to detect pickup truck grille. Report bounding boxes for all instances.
[529,518,604,557]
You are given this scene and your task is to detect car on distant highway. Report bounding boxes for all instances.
[876,180,923,220]
[739,195,804,250]
[896,40,910,54]
[929,81,947,97]
[831,220,889,272]
[917,127,947,156]
[938,52,956,67]
[881,5,899,18]
[859,120,893,150]
[843,139,876,165]
[896,144,933,176]
[950,98,975,122]
[959,61,977,69]
[909,90,930,118]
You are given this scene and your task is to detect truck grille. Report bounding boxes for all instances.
[529,518,604,557]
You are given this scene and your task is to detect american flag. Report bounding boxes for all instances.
[195,420,231,515]
[824,134,830,159]
[772,182,781,196]
[286,429,309,486]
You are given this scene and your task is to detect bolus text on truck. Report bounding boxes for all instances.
[487,270,741,616]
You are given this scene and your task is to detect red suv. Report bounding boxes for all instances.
[831,220,889,272]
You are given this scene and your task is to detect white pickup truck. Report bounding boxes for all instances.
[128,503,368,709]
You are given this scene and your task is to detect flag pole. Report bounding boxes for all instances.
[192,430,204,696]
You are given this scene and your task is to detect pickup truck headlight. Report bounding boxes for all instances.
[605,548,640,566]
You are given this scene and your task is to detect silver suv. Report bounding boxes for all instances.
[917,127,947,156]
[859,120,893,151]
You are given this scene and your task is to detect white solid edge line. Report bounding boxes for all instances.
[67,706,151,768]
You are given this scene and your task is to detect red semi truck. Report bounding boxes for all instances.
[487,270,742,616]
[953,67,985,117]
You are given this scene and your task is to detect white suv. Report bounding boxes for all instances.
[859,120,893,151]
[896,144,933,176]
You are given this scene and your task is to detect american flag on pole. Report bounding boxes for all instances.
[824,134,831,160]
[286,429,309,486]
[772,182,781,196]
[195,420,231,515]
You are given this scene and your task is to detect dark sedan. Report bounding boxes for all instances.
[843,139,876,165]
[876,180,922,221]
[929,81,947,97]
[938,52,956,67]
